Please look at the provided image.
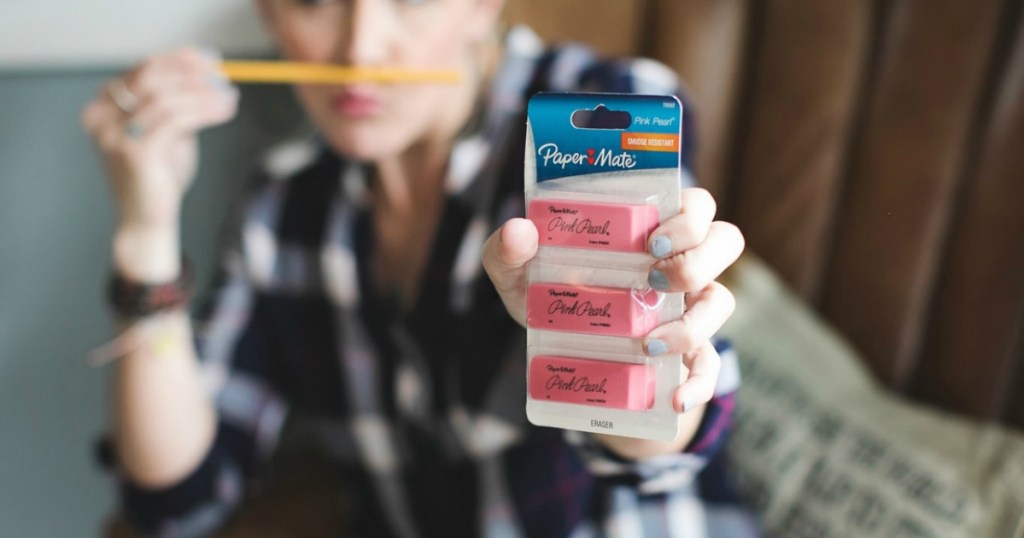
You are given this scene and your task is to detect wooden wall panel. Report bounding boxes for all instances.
[910,3,1024,419]
[728,0,872,299]
[646,0,750,203]
[502,0,645,57]
[822,0,1004,387]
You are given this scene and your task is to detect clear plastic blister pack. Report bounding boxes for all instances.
[524,92,684,441]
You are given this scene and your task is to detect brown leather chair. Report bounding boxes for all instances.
[110,0,1024,534]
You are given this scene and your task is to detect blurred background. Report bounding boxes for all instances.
[0,1,304,535]
[2,0,1023,536]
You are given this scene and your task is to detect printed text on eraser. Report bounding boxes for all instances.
[527,199,659,253]
[529,355,655,410]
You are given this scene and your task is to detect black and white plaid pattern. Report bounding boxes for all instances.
[107,26,755,538]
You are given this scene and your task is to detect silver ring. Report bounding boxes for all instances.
[125,120,144,139]
[107,78,139,114]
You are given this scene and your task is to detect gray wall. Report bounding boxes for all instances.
[0,69,302,536]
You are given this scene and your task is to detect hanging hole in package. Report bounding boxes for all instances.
[525,92,684,441]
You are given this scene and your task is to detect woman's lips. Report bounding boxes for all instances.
[330,88,383,118]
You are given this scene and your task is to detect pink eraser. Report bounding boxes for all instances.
[529,355,655,410]
[527,283,661,337]
[528,198,659,252]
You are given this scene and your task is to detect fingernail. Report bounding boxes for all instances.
[224,85,240,103]
[206,73,231,90]
[198,46,223,64]
[649,269,669,291]
[650,235,672,258]
[682,397,698,413]
[213,80,239,103]
[208,87,238,112]
[646,338,668,357]
[675,391,697,413]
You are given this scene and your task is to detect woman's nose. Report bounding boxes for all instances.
[338,0,390,67]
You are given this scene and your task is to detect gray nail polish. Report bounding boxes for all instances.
[211,80,239,103]
[646,339,668,357]
[649,269,669,291]
[206,73,231,90]
[682,397,697,413]
[650,235,672,258]
[224,86,240,103]
[198,46,223,63]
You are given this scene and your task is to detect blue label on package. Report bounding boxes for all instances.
[527,93,682,183]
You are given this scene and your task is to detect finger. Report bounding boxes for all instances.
[84,73,182,139]
[648,220,744,292]
[483,218,539,293]
[648,188,716,258]
[134,67,226,105]
[81,98,120,136]
[86,46,227,134]
[125,67,189,105]
[113,48,227,128]
[643,281,735,356]
[134,86,239,144]
[481,218,539,326]
[94,123,125,154]
[672,340,721,413]
[127,46,222,99]
[86,98,133,152]
[97,79,236,149]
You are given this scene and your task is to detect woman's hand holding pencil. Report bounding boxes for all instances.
[81,47,460,282]
[82,47,239,282]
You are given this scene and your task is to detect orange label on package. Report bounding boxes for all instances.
[620,132,679,152]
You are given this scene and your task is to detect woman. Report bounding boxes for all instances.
[82,0,750,536]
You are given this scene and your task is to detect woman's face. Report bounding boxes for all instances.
[260,0,502,161]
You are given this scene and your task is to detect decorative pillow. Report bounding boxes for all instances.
[719,255,1024,538]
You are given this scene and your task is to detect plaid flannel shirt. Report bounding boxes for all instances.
[105,25,758,538]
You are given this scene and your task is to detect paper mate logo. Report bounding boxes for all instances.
[537,143,637,170]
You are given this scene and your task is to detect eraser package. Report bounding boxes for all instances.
[524,93,684,441]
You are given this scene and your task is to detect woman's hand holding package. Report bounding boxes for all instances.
[81,47,239,281]
[483,187,744,457]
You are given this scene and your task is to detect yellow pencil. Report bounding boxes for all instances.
[220,61,462,85]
